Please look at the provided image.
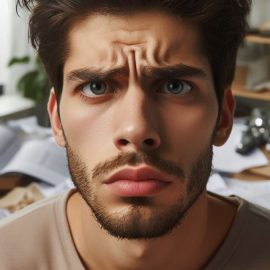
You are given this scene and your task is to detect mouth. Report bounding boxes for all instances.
[104,166,172,197]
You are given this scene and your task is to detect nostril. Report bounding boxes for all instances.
[115,137,160,150]
[144,138,155,146]
[118,139,129,146]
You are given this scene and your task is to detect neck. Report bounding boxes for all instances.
[67,191,236,270]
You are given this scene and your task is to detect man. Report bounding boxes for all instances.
[1,0,270,269]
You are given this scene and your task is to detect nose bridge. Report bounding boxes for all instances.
[120,45,152,131]
[119,76,154,135]
[112,49,161,151]
[125,79,149,122]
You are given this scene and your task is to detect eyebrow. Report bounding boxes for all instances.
[66,64,207,82]
[66,67,128,82]
[142,64,208,80]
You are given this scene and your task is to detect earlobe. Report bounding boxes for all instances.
[47,89,66,147]
[213,89,235,146]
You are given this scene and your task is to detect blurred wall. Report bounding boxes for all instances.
[249,0,270,27]
[0,0,34,95]
[0,0,12,89]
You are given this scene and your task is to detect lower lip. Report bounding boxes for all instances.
[105,180,170,197]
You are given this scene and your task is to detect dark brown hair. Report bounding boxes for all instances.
[17,0,251,105]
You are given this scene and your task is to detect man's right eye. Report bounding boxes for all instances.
[81,81,109,97]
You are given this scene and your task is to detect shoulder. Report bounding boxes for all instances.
[237,197,270,235]
[211,196,270,270]
[240,198,270,248]
[227,198,270,268]
[206,196,270,270]
[0,191,71,268]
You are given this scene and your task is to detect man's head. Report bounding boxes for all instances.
[18,1,251,239]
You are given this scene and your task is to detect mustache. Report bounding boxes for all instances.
[91,151,185,180]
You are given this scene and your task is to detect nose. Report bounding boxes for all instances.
[113,84,161,152]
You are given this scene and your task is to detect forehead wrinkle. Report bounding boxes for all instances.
[66,13,210,87]
[112,27,147,45]
[123,47,140,82]
[145,36,164,66]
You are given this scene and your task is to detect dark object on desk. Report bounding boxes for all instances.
[247,28,270,37]
[0,85,4,96]
[236,108,270,155]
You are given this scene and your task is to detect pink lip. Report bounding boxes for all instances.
[104,167,172,197]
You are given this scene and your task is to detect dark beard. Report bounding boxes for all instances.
[66,146,213,239]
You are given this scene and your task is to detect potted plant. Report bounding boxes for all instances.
[8,56,51,126]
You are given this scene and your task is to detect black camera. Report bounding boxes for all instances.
[236,108,270,155]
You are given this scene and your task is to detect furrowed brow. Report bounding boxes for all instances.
[66,67,128,82]
[142,64,208,80]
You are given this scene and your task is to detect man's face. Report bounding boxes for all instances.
[49,11,233,239]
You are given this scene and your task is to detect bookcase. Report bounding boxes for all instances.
[232,35,270,102]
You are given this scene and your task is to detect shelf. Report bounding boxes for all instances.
[232,82,270,101]
[0,95,35,119]
[245,35,270,45]
[233,35,270,101]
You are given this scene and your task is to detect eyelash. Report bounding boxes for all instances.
[156,78,195,93]
[77,80,118,97]
[76,78,195,101]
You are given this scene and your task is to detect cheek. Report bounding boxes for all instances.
[60,97,113,163]
[161,99,217,161]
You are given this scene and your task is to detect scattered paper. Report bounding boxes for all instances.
[207,173,270,209]
[0,179,74,219]
[7,116,52,137]
[0,183,44,213]
[213,121,269,173]
[207,173,228,191]
[0,209,10,220]
[37,178,74,198]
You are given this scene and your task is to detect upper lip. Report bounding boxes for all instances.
[104,166,173,184]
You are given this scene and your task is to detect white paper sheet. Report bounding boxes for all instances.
[0,208,10,220]
[1,139,70,186]
[0,125,23,170]
[37,178,74,198]
[7,116,52,136]
[213,121,269,173]
[207,173,270,209]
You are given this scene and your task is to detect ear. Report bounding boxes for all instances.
[213,89,235,146]
[47,88,66,147]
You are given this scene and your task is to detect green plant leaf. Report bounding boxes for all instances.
[17,71,39,99]
[9,55,51,103]
[8,56,30,66]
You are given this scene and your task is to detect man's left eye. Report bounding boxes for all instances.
[81,81,108,97]
[162,79,192,95]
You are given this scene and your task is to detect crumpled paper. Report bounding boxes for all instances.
[0,183,44,213]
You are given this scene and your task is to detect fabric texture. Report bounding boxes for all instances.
[0,190,270,270]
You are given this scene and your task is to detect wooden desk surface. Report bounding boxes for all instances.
[234,148,270,181]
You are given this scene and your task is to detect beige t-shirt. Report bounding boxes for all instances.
[0,190,270,270]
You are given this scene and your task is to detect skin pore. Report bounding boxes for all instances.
[48,11,236,270]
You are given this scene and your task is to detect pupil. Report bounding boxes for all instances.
[90,82,104,94]
[168,80,182,92]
